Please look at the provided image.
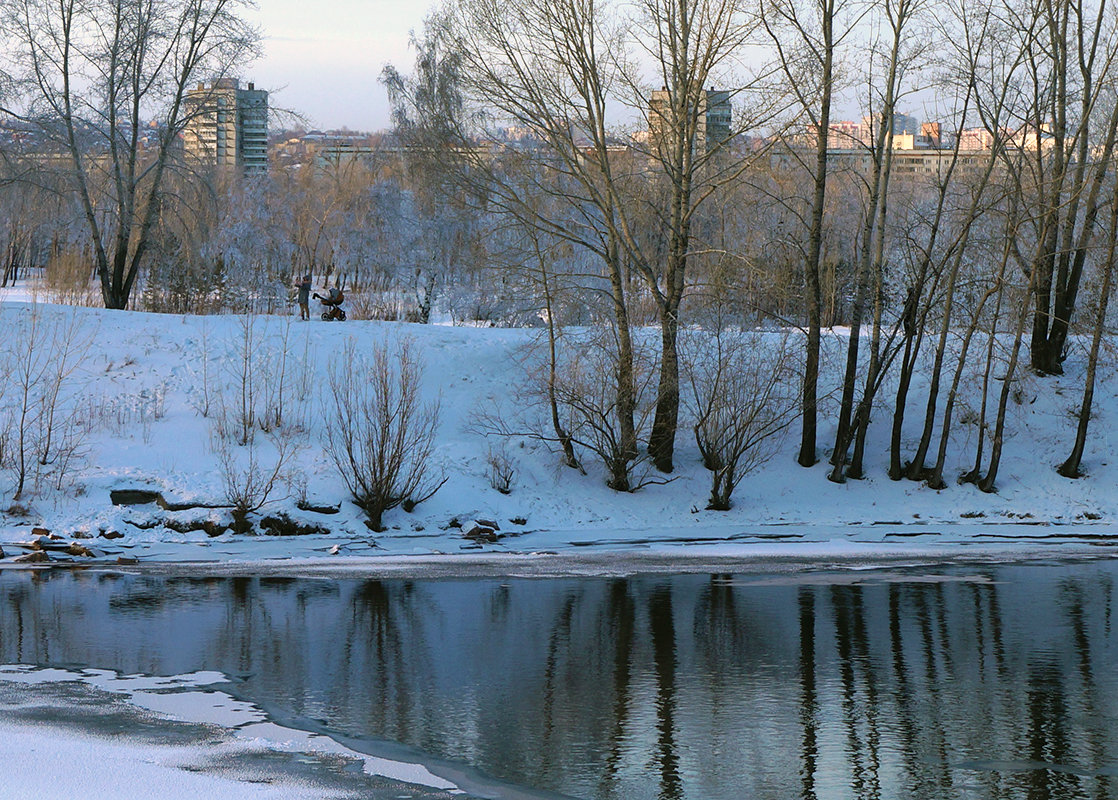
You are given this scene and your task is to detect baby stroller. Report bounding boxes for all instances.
[313,287,347,321]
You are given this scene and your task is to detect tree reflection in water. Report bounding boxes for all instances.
[2,563,1118,800]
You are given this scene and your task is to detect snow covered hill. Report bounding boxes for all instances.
[1,299,1116,568]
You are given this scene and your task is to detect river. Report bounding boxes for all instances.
[1,559,1117,799]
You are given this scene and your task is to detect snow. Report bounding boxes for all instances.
[0,665,466,798]
[1,723,332,800]
[1,294,1117,571]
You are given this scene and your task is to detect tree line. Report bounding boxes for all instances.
[382,0,1118,497]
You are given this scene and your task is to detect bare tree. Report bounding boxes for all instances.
[385,3,643,484]
[0,0,259,309]
[0,303,92,500]
[547,328,663,492]
[682,329,799,509]
[491,210,583,470]
[1059,175,1118,477]
[626,0,775,473]
[1011,0,1118,375]
[387,0,778,476]
[760,0,859,467]
[827,0,927,483]
[470,326,660,492]
[895,0,1030,486]
[324,339,444,531]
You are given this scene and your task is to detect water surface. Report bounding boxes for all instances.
[1,561,1117,799]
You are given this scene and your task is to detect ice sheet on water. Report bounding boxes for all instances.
[0,665,465,797]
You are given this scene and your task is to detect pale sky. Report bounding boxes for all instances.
[247,0,437,132]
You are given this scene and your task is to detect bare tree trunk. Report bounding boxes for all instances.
[829,0,912,481]
[905,148,1000,480]
[829,271,866,480]
[534,236,580,471]
[799,46,832,469]
[647,195,688,473]
[887,171,967,480]
[762,0,840,468]
[610,247,639,491]
[1,239,17,288]
[1044,100,1118,372]
[801,283,823,467]
[1026,0,1118,374]
[888,288,922,479]
[649,303,680,472]
[885,133,967,479]
[978,266,1034,493]
[960,263,1009,486]
[847,254,888,479]
[1059,188,1118,478]
[927,276,1002,490]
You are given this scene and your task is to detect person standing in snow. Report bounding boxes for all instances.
[294,274,311,320]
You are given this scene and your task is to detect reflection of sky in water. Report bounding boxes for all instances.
[0,563,1116,800]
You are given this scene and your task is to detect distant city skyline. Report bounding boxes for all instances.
[248,0,436,132]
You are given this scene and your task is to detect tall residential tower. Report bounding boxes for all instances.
[183,79,268,174]
[649,88,733,154]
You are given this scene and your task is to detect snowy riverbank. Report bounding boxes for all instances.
[1,298,1117,569]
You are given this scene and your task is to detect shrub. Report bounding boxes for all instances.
[324,339,444,531]
[486,444,515,494]
[683,330,799,510]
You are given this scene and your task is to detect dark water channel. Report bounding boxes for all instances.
[2,560,1118,799]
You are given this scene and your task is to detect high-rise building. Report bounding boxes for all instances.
[649,87,733,153]
[183,79,268,173]
[859,112,918,145]
[237,83,268,172]
[920,122,942,148]
[828,120,865,148]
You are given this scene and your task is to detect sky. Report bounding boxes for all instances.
[241,0,873,137]
[247,0,437,132]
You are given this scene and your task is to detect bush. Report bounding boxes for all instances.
[324,338,444,531]
[486,444,515,494]
[683,330,799,510]
[0,304,92,499]
[212,428,300,531]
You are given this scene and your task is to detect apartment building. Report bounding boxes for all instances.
[779,111,1061,182]
[183,79,269,174]
[649,87,733,153]
[859,112,918,145]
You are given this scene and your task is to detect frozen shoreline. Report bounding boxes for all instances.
[3,532,1116,579]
